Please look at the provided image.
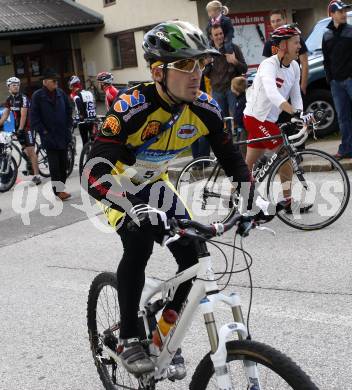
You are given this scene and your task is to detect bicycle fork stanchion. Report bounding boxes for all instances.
[203,293,262,390]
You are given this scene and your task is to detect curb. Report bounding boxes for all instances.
[167,156,352,183]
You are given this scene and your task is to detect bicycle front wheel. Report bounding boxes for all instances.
[0,155,18,192]
[87,272,140,390]
[176,157,237,225]
[190,340,318,389]
[266,148,350,230]
[36,146,50,178]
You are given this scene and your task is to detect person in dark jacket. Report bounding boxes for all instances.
[323,0,352,159]
[30,68,73,200]
[204,25,247,117]
[206,1,234,54]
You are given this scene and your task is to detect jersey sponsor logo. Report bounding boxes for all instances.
[197,91,221,111]
[113,90,146,113]
[193,100,222,120]
[122,102,150,122]
[141,120,161,141]
[276,77,284,88]
[177,124,198,139]
[101,115,121,136]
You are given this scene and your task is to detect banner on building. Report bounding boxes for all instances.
[229,11,271,69]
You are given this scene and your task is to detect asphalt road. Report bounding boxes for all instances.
[0,143,351,389]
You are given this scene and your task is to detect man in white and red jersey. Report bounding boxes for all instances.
[243,24,314,212]
[69,75,96,146]
[96,71,119,111]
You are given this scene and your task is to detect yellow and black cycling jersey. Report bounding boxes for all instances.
[84,82,250,226]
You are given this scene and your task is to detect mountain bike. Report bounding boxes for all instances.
[176,111,350,230]
[87,210,319,389]
[78,116,104,178]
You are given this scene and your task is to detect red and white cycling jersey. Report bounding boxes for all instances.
[104,85,119,111]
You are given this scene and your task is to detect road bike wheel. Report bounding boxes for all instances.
[87,272,140,390]
[176,157,237,225]
[79,141,93,180]
[66,144,75,178]
[36,146,50,178]
[0,155,18,192]
[266,148,350,230]
[190,340,318,389]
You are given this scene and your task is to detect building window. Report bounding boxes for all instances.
[104,0,116,6]
[110,32,137,69]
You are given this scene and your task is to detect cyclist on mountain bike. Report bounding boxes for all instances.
[83,21,269,377]
[0,77,41,185]
[69,75,96,146]
[243,24,314,213]
[96,71,119,111]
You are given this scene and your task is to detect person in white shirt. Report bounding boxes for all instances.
[243,24,314,211]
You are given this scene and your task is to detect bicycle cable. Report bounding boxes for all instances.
[240,235,254,340]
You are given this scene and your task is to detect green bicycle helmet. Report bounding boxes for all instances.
[143,20,219,63]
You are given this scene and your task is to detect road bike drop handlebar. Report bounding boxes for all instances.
[282,109,329,147]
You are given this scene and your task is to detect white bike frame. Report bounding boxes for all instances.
[139,252,262,390]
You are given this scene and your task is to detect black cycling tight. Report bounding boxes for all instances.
[116,222,199,339]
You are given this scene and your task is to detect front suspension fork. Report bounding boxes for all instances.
[201,293,261,390]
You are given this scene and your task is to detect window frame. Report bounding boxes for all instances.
[108,31,138,69]
[103,0,116,7]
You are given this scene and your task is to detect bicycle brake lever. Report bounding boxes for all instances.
[255,226,276,236]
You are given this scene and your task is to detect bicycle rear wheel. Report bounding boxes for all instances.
[36,146,50,178]
[190,340,318,389]
[176,157,237,225]
[79,141,93,179]
[266,148,350,230]
[87,272,140,390]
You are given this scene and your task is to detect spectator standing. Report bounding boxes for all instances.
[204,25,247,117]
[263,9,309,95]
[0,77,41,185]
[231,76,247,156]
[323,0,352,159]
[69,75,96,146]
[30,68,73,200]
[206,1,234,54]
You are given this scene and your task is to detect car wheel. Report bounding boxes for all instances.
[304,88,338,138]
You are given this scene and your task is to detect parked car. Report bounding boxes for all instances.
[247,11,352,138]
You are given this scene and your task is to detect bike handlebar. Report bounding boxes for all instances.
[284,109,328,146]
[168,210,274,241]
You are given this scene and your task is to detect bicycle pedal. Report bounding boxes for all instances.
[167,363,187,381]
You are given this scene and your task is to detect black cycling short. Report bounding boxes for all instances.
[17,128,35,147]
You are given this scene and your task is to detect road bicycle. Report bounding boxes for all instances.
[87,210,319,389]
[0,132,18,192]
[78,116,104,178]
[176,111,350,230]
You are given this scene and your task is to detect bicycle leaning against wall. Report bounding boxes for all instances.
[176,110,350,231]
